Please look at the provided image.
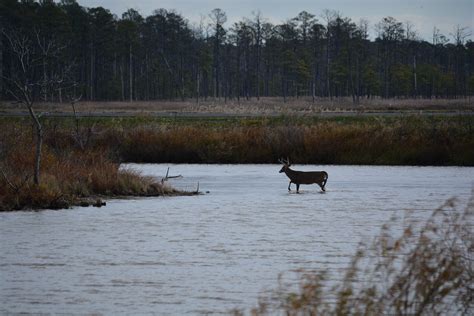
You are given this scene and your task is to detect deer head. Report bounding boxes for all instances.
[278,157,291,173]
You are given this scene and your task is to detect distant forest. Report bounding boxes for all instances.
[1,0,473,103]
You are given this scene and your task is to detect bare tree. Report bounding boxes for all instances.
[432,26,448,46]
[405,21,419,97]
[321,9,338,99]
[209,8,227,99]
[450,25,472,97]
[450,25,472,46]
[251,11,264,101]
[375,17,405,98]
[1,27,70,185]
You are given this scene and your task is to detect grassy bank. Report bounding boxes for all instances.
[0,129,194,211]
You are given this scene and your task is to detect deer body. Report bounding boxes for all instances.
[279,159,328,193]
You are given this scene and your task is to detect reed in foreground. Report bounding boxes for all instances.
[233,196,473,315]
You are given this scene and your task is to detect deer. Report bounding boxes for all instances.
[278,158,328,193]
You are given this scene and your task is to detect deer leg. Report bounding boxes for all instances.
[322,177,328,191]
[288,181,292,191]
[296,184,300,193]
[319,183,326,192]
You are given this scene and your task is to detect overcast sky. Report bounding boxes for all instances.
[77,0,473,41]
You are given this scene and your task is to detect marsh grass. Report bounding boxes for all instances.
[1,97,472,115]
[0,133,186,211]
[0,115,472,209]
[117,115,473,165]
[1,115,472,166]
[234,196,473,315]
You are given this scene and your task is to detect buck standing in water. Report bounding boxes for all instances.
[279,158,328,193]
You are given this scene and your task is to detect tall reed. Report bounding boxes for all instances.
[117,116,473,165]
[233,196,473,315]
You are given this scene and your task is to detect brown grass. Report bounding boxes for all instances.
[3,115,472,166]
[1,97,472,116]
[117,117,474,165]
[0,133,190,211]
[233,196,473,315]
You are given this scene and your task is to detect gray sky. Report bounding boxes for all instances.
[77,0,473,41]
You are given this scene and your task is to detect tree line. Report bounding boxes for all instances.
[1,0,473,104]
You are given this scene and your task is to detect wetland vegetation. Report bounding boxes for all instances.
[0,114,472,211]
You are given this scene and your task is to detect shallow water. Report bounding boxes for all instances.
[1,164,473,315]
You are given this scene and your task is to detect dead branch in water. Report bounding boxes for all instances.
[161,167,182,184]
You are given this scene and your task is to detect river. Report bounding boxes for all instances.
[1,164,473,314]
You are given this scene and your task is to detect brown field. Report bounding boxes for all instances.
[1,97,472,116]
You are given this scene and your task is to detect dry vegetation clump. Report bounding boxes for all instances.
[234,196,473,316]
[0,129,185,211]
[118,116,473,165]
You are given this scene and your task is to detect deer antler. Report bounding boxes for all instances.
[278,157,291,165]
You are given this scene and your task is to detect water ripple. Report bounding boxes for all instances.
[0,164,472,314]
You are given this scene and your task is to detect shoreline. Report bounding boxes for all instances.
[1,113,472,211]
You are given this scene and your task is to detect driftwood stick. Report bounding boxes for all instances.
[161,167,182,183]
